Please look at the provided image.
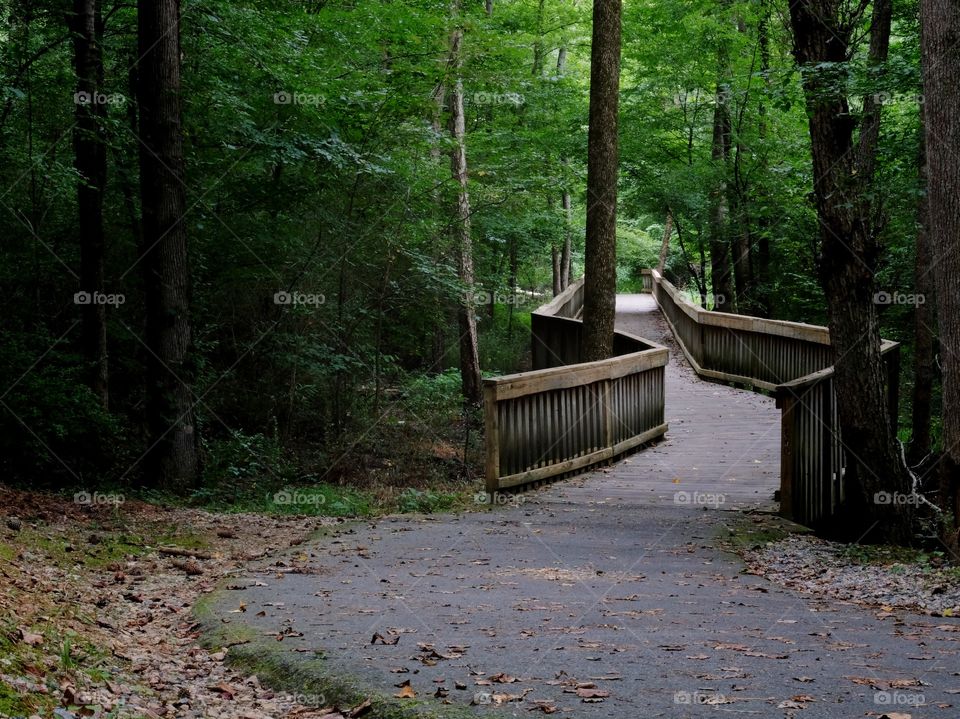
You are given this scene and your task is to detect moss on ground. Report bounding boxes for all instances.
[193,592,479,719]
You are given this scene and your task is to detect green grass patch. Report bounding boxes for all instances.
[722,513,805,552]
[838,544,960,578]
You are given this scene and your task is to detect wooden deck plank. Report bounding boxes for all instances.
[555,293,780,511]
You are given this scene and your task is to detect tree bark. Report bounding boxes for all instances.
[560,188,572,289]
[532,0,546,76]
[789,0,912,541]
[447,4,482,404]
[708,64,735,312]
[909,102,935,467]
[551,246,562,296]
[921,0,960,534]
[755,8,772,316]
[137,0,198,488]
[582,0,621,362]
[657,213,673,274]
[70,0,108,409]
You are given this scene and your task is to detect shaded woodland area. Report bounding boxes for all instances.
[0,0,958,548]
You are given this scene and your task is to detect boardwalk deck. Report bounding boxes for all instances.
[555,293,780,510]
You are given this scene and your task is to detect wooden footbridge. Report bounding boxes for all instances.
[483,269,901,527]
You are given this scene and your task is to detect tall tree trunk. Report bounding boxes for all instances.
[70,0,108,409]
[657,213,672,274]
[560,188,572,289]
[557,40,571,289]
[429,79,449,372]
[447,4,482,404]
[708,13,735,313]
[708,76,734,312]
[729,19,753,313]
[532,0,546,76]
[921,0,960,536]
[789,0,912,542]
[137,0,198,489]
[755,7,772,316]
[909,103,935,467]
[551,246,562,296]
[582,0,622,362]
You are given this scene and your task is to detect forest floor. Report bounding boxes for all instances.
[0,485,383,719]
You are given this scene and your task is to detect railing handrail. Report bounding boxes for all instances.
[642,267,900,528]
[645,268,832,346]
[773,340,900,394]
[486,346,668,402]
[533,277,586,319]
[483,278,669,493]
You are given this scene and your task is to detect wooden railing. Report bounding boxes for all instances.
[484,279,669,493]
[643,269,900,527]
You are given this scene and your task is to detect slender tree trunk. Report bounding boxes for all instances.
[855,0,892,182]
[551,246,562,296]
[756,7,772,316]
[447,4,482,404]
[708,77,734,312]
[789,0,912,541]
[532,0,546,76]
[729,16,757,314]
[729,191,752,312]
[70,0,108,409]
[429,80,449,373]
[561,188,572,289]
[657,213,673,274]
[909,104,935,467]
[921,0,960,536]
[582,0,622,362]
[708,15,735,313]
[137,0,198,488]
[557,53,571,290]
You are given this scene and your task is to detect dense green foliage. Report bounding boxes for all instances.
[0,0,936,496]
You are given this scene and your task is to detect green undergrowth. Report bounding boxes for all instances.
[137,482,473,519]
[839,544,960,579]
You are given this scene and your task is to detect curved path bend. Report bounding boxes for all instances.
[208,297,959,718]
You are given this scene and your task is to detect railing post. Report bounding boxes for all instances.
[484,382,500,493]
[602,379,614,455]
[777,391,796,521]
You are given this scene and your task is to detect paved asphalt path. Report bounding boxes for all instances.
[208,297,960,717]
